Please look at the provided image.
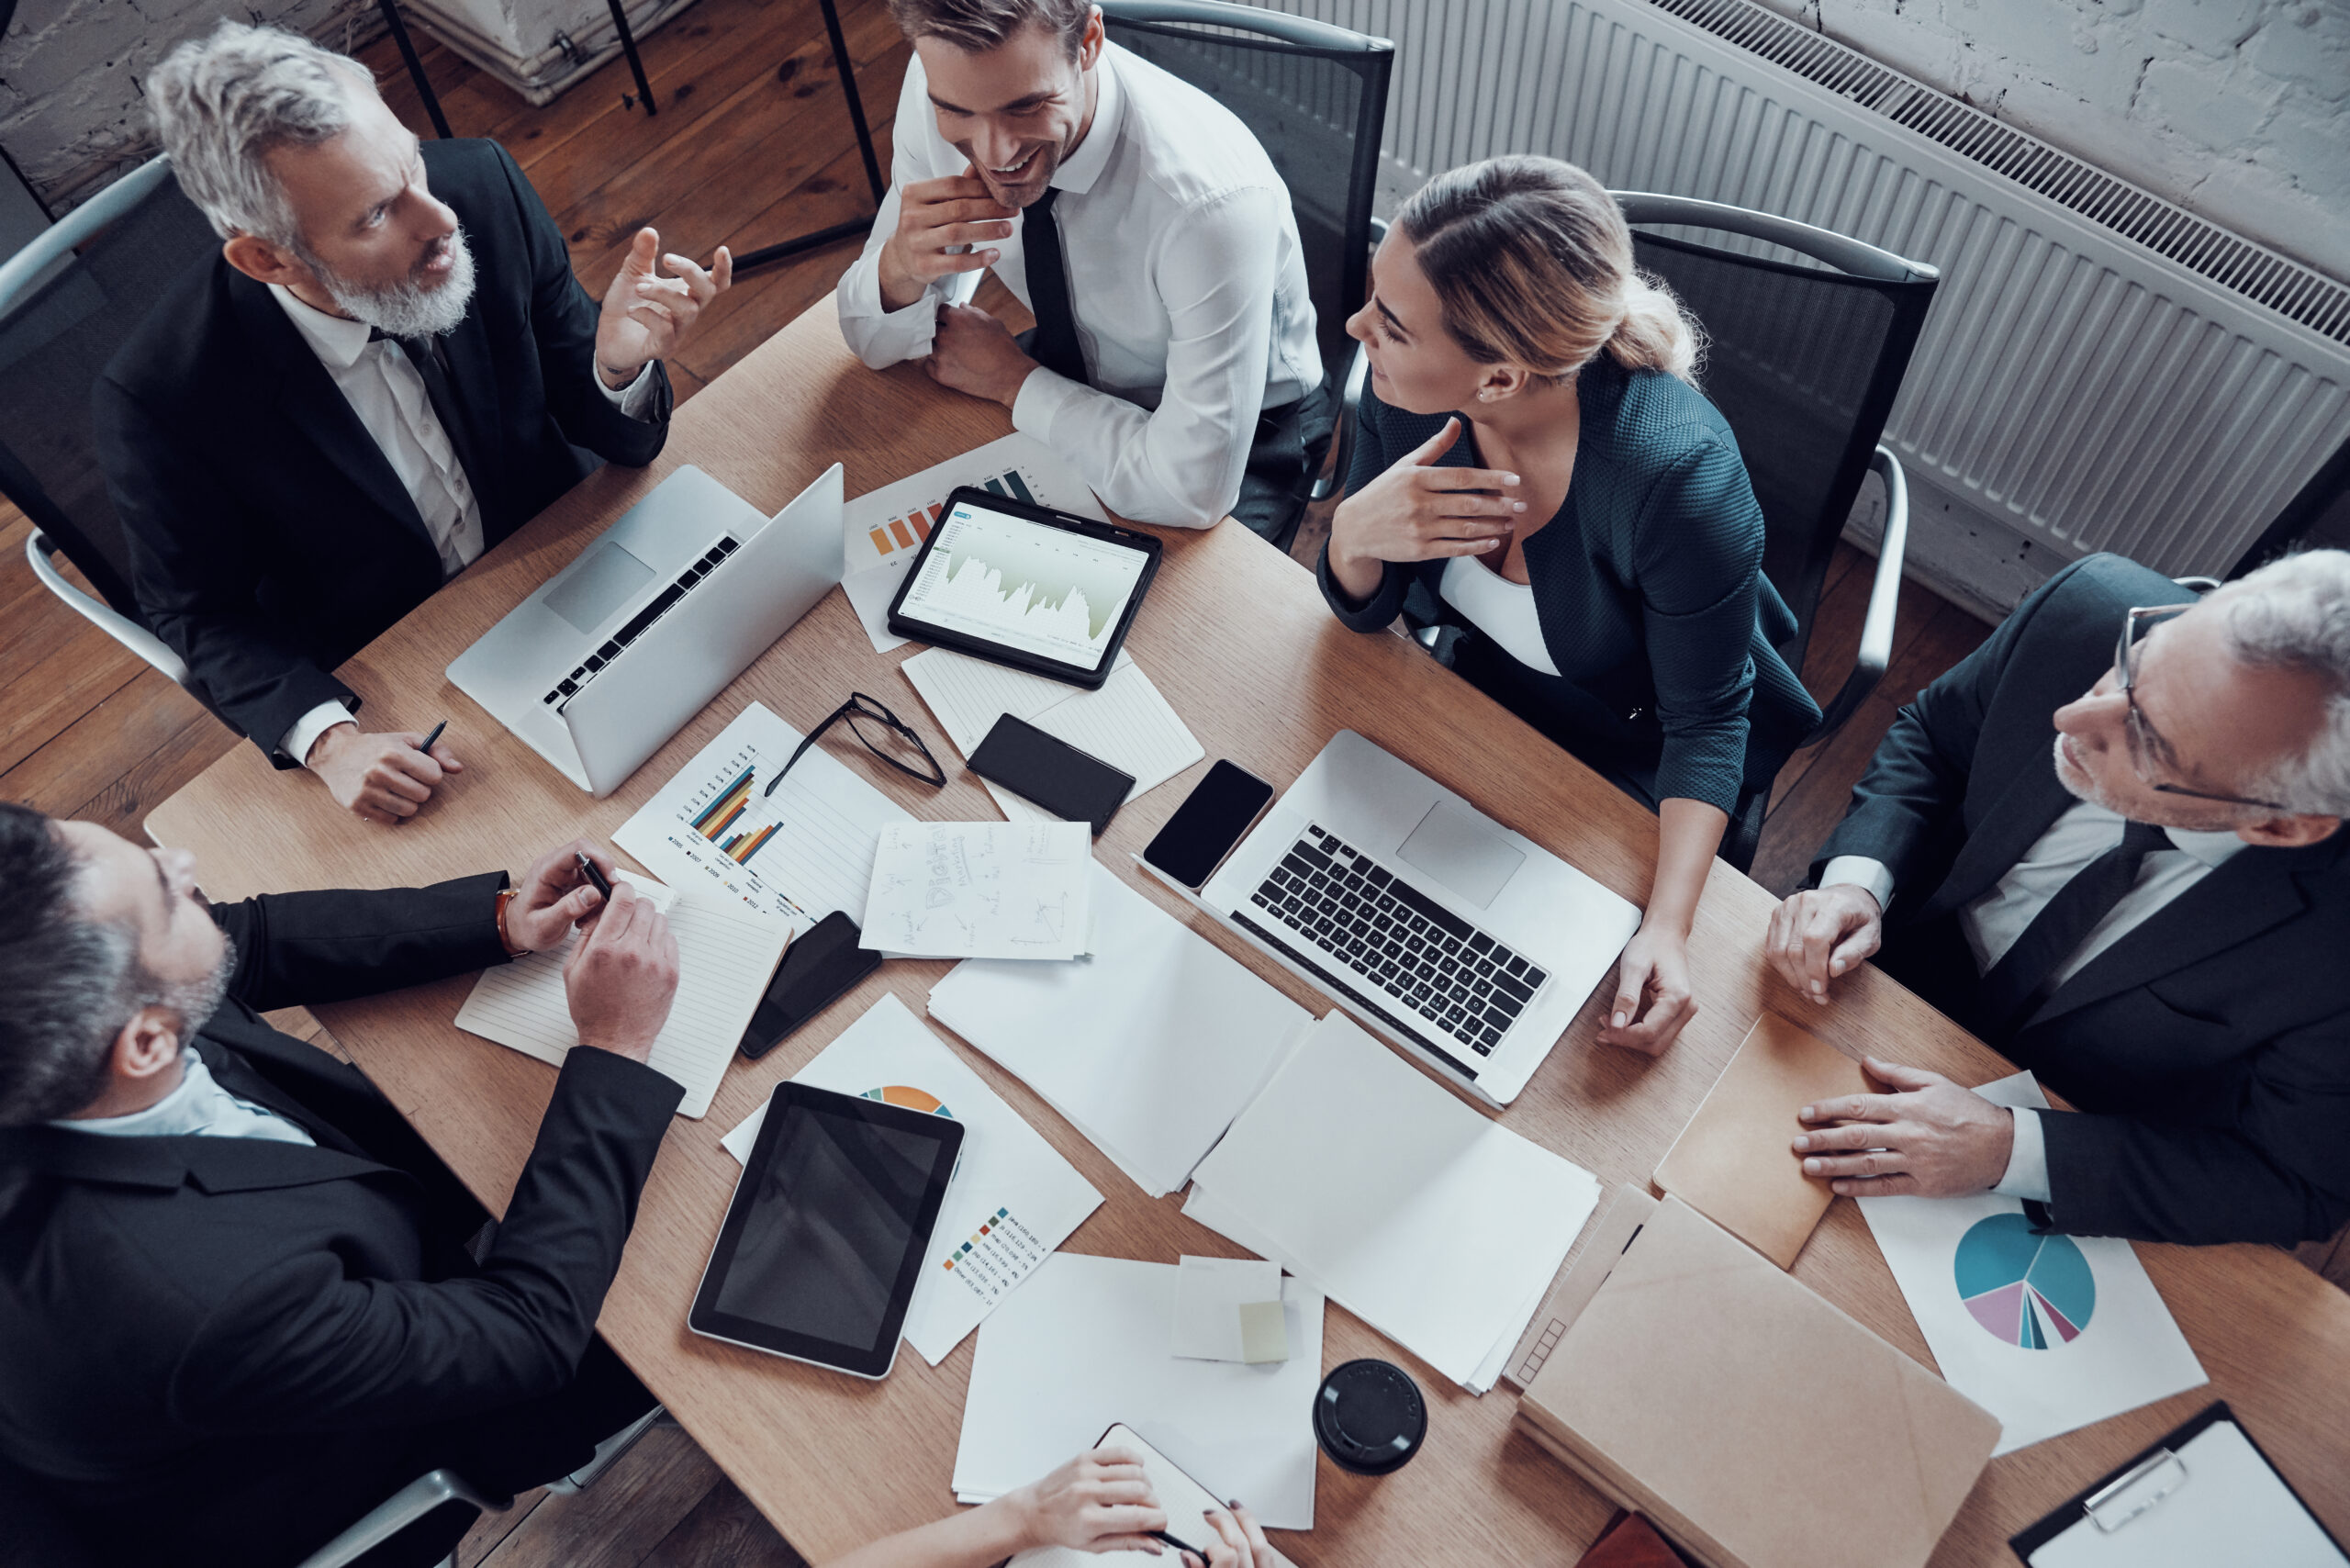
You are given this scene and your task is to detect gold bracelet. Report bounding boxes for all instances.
[495,887,528,957]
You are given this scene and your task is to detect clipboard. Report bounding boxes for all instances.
[2010,1402,2349,1566]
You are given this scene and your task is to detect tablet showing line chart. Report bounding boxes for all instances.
[898,500,1147,671]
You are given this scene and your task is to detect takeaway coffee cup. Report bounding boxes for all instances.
[1313,1358,1427,1475]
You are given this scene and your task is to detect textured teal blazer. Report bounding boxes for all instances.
[1317,359,1819,813]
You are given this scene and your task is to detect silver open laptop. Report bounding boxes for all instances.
[448,463,844,797]
[1173,731,1641,1106]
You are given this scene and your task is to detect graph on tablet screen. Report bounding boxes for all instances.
[898,499,1147,670]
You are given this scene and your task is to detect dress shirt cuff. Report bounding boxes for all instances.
[284,700,356,768]
[1818,855,1897,915]
[1010,366,1088,452]
[837,254,944,365]
[1992,1106,2053,1203]
[599,361,660,421]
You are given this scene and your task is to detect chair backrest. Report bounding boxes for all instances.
[1616,194,1938,674]
[1098,0,1393,386]
[0,154,219,617]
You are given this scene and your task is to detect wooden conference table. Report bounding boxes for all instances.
[148,299,2350,1566]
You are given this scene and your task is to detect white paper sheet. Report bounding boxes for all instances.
[1858,1071,2208,1456]
[453,875,785,1119]
[951,1253,1322,1529]
[719,995,1103,1364]
[1009,1424,1236,1568]
[613,701,905,931]
[840,433,1109,653]
[1186,1013,1601,1388]
[927,867,1312,1197]
[2027,1417,2348,1567]
[1170,1256,1285,1362]
[862,820,1095,959]
[900,647,1203,823]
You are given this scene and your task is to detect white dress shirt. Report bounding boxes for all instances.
[50,1050,314,1147]
[1439,556,1562,676]
[1820,801,2249,1201]
[270,285,659,765]
[838,43,1323,529]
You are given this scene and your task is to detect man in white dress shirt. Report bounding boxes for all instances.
[1762,550,2350,1247]
[99,23,730,823]
[839,0,1328,538]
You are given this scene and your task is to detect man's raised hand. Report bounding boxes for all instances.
[878,168,1014,311]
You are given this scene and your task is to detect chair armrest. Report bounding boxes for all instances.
[295,1469,508,1568]
[1811,445,1909,741]
[1309,340,1371,505]
[24,531,196,690]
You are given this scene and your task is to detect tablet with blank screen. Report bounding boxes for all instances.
[886,486,1160,689]
[688,1081,964,1380]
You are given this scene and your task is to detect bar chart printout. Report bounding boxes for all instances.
[614,702,906,932]
[860,469,1039,566]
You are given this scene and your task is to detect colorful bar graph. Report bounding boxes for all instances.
[720,822,779,866]
[691,767,755,840]
[867,500,947,558]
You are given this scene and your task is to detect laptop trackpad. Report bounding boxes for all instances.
[546,543,655,634]
[1396,801,1525,910]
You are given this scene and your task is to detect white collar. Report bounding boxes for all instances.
[269,281,376,371]
[1050,43,1125,197]
[51,1052,212,1138]
[2164,823,2254,869]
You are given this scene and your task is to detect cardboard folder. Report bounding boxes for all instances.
[1651,1014,1871,1269]
[1516,1193,1998,1568]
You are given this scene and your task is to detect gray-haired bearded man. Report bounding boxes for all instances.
[98,21,730,823]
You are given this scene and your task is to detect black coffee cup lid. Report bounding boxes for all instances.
[1314,1358,1427,1475]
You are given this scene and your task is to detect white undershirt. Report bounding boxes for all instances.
[50,1051,314,1147]
[1438,555,1561,677]
[1820,800,2249,1202]
[268,285,659,766]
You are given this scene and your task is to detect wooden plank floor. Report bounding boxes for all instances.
[0,2,1993,1559]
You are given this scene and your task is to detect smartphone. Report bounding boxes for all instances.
[1142,760,1276,890]
[739,911,882,1059]
[967,714,1136,836]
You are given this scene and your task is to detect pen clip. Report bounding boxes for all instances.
[2084,1447,2188,1533]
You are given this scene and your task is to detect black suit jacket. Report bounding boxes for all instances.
[1813,553,2350,1247]
[96,138,672,761]
[0,879,682,1568]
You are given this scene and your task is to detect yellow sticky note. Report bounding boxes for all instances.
[1238,1298,1289,1364]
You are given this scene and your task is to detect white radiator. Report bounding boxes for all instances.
[1239,0,2350,588]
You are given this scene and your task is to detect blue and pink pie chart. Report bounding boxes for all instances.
[1953,1213,2095,1350]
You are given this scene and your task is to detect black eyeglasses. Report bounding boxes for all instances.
[2114,604,2288,812]
[765,693,946,796]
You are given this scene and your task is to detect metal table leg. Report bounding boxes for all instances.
[730,0,889,273]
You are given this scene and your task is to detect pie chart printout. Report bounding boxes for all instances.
[1953,1213,2095,1350]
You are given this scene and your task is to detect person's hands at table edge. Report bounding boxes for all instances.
[1765,881,1885,1002]
[503,838,619,953]
[308,722,462,825]
[1792,1057,2015,1198]
[562,879,678,1066]
[1596,921,1697,1057]
[923,301,1037,407]
[812,1446,1170,1567]
[1181,1502,1296,1568]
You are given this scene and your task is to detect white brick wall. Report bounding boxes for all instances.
[1747,0,2350,282]
[0,0,385,213]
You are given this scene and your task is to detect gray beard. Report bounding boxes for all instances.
[160,936,236,1042]
[311,225,476,339]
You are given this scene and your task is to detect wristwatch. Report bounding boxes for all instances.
[495,887,528,957]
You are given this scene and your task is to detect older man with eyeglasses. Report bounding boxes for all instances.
[1762,549,2350,1249]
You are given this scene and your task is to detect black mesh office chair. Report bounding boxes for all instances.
[1617,196,1938,868]
[0,153,217,711]
[1096,0,1393,515]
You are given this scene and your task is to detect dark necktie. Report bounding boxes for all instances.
[1973,818,2172,1036]
[371,327,487,508]
[1020,187,1089,386]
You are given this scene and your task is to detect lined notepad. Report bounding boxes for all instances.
[453,874,788,1118]
[900,647,1203,823]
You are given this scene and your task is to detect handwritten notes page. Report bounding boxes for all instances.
[453,873,788,1118]
[862,821,1095,960]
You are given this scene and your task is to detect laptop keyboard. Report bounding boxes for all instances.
[1245,824,1546,1058]
[543,535,742,708]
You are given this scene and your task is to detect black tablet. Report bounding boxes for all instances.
[688,1081,964,1380]
[885,485,1161,689]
